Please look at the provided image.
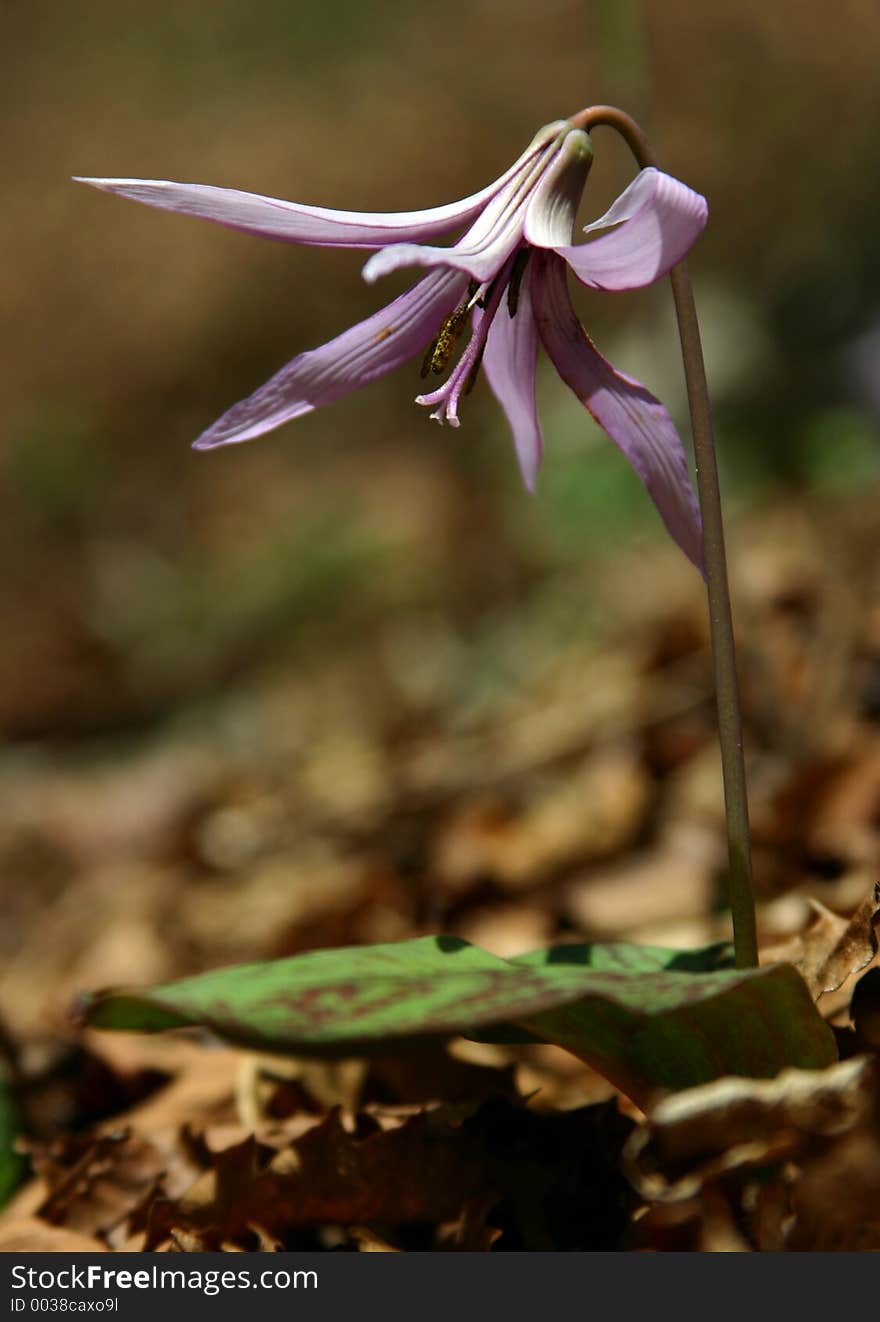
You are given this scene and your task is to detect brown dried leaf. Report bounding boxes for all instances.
[564,829,718,938]
[436,1195,503,1251]
[95,1042,242,1135]
[626,1056,875,1203]
[787,1127,880,1249]
[349,1225,403,1252]
[761,883,880,1000]
[142,1107,488,1249]
[436,748,650,892]
[0,1218,108,1253]
[121,1095,634,1252]
[813,882,880,996]
[30,1131,167,1242]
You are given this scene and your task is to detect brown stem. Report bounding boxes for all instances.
[570,105,758,967]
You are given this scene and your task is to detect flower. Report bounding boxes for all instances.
[75,119,708,567]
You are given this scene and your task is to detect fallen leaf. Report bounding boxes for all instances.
[435,747,650,892]
[0,1218,108,1252]
[787,1126,880,1249]
[31,1131,167,1243]
[436,1195,503,1251]
[626,1055,874,1203]
[349,1225,403,1252]
[761,882,880,1000]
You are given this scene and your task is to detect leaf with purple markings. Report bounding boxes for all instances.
[76,936,836,1107]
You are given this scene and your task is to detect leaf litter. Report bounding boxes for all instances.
[2,495,880,1249]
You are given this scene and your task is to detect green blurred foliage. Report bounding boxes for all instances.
[0,1082,26,1209]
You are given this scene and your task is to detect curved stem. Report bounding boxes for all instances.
[571,105,758,968]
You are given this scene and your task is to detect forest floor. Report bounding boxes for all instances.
[1,491,879,1252]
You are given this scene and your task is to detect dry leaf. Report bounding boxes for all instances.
[627,1057,874,1200]
[0,1218,108,1253]
[761,882,880,1000]
[349,1225,403,1252]
[30,1131,167,1243]
[436,748,650,892]
[140,1107,488,1249]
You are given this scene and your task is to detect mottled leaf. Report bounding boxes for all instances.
[76,935,836,1106]
[77,937,611,1053]
[486,942,837,1101]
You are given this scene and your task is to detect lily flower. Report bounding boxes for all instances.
[76,120,708,567]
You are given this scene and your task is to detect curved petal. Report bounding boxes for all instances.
[361,178,530,286]
[481,263,544,491]
[73,123,568,251]
[73,177,501,249]
[522,129,592,249]
[554,167,707,291]
[533,255,703,569]
[194,268,467,449]
[362,122,570,285]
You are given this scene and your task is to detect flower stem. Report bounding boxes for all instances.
[570,105,758,968]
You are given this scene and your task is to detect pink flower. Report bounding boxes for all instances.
[76,120,708,567]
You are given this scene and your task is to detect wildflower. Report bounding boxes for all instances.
[76,120,708,566]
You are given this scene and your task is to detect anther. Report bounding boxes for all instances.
[420,281,480,378]
[506,249,531,317]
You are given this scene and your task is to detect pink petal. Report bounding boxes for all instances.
[73,177,506,249]
[481,264,544,491]
[193,268,467,449]
[522,129,593,249]
[362,121,569,285]
[554,167,707,291]
[72,126,565,250]
[533,255,703,569]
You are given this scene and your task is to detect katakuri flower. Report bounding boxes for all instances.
[75,119,708,568]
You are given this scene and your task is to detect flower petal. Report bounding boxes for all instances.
[480,264,544,491]
[522,129,593,249]
[362,121,570,285]
[533,255,703,569]
[73,124,567,250]
[193,268,467,449]
[72,178,496,249]
[554,167,707,291]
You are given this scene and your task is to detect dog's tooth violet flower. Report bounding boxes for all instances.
[76,120,708,567]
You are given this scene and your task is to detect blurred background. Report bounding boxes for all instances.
[3,0,880,1070]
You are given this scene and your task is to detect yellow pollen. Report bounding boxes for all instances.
[419,280,480,378]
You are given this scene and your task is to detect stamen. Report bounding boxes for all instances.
[420,336,440,379]
[420,280,481,378]
[506,248,531,317]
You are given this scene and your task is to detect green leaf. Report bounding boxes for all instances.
[76,936,836,1107]
[0,1080,26,1209]
[496,944,837,1100]
[76,937,602,1052]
